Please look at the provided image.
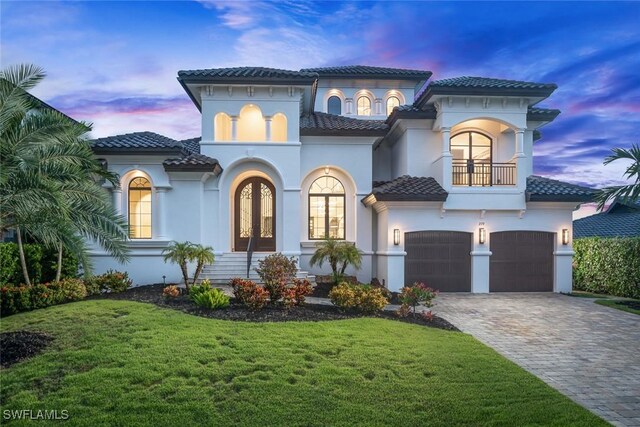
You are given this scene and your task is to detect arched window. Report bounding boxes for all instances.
[129,177,152,239]
[450,131,493,186]
[327,96,341,115]
[271,113,287,142]
[237,104,266,141]
[309,176,345,240]
[214,112,231,141]
[357,96,371,116]
[386,96,400,116]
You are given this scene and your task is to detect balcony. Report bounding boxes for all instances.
[452,160,516,186]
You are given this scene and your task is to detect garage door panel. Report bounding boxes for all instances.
[490,231,554,292]
[405,231,472,292]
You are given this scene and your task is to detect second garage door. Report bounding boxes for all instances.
[404,231,472,292]
[490,231,554,292]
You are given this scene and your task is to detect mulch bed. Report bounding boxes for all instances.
[103,284,458,331]
[0,331,53,368]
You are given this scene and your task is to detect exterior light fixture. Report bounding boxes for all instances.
[324,166,330,175]
[162,275,166,285]
[393,229,400,246]
[479,228,486,244]
[562,229,569,245]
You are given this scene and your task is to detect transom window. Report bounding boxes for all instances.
[309,176,345,240]
[357,96,371,116]
[386,96,400,116]
[327,96,341,115]
[129,177,152,239]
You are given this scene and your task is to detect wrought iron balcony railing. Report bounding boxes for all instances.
[452,160,516,186]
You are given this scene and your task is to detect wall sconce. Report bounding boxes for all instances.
[562,229,569,245]
[393,229,400,246]
[479,228,486,245]
[324,166,330,175]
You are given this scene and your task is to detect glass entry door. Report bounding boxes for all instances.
[234,177,275,251]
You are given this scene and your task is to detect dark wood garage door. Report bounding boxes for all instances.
[490,231,554,292]
[404,231,472,292]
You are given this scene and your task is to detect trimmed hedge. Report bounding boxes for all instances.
[0,278,87,316]
[573,237,640,299]
[0,243,78,286]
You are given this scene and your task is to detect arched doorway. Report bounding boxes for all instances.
[234,177,276,251]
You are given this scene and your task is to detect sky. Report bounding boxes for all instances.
[1,0,639,189]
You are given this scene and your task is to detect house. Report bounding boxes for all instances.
[89,65,594,293]
[574,200,640,238]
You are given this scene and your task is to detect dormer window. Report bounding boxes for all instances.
[386,96,400,116]
[357,96,371,116]
[328,96,341,115]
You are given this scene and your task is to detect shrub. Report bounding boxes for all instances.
[1,285,32,315]
[256,253,298,303]
[191,288,230,310]
[282,279,314,308]
[163,285,181,298]
[83,277,101,296]
[0,243,44,285]
[573,237,640,298]
[93,270,132,293]
[329,282,389,313]
[0,278,87,316]
[397,283,438,318]
[230,278,269,311]
[189,279,212,299]
[56,278,87,301]
[40,248,79,283]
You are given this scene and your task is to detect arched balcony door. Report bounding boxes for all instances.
[234,177,275,252]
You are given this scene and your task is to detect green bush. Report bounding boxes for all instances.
[0,279,88,316]
[191,287,230,310]
[0,243,78,285]
[92,270,132,293]
[256,253,298,303]
[329,282,389,313]
[573,237,640,298]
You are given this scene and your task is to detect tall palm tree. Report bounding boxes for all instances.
[0,64,130,285]
[191,244,215,285]
[595,144,640,210]
[162,241,195,290]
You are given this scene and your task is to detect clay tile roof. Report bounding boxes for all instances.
[90,131,184,153]
[178,67,318,82]
[300,112,389,136]
[163,152,222,173]
[365,175,448,202]
[300,65,432,80]
[180,137,201,154]
[526,175,596,202]
[574,211,640,238]
[527,107,561,121]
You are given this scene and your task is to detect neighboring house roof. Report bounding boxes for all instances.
[574,200,640,238]
[300,112,389,136]
[90,132,222,174]
[526,175,595,202]
[177,67,318,84]
[363,175,448,202]
[300,65,432,80]
[416,76,557,106]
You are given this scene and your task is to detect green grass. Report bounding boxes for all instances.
[595,299,640,315]
[0,300,605,426]
[565,291,610,298]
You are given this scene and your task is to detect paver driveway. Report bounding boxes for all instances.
[435,293,640,427]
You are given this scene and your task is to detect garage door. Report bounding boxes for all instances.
[490,231,554,292]
[404,231,472,292]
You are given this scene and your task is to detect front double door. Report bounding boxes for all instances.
[234,177,275,252]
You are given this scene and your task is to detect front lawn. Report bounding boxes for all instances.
[1,300,605,426]
[595,298,640,315]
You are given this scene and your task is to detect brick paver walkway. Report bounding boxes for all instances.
[434,293,640,426]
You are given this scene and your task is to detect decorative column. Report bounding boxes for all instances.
[515,128,526,189]
[374,98,383,115]
[230,116,239,141]
[264,116,272,141]
[112,187,123,215]
[441,127,452,190]
[345,98,353,115]
[155,188,168,240]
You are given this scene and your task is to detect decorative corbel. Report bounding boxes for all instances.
[480,209,486,219]
[518,209,526,219]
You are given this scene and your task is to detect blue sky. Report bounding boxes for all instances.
[2,1,639,187]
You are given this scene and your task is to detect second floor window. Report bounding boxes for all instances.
[386,96,400,116]
[450,131,492,163]
[129,177,152,239]
[309,176,345,240]
[328,96,341,115]
[357,96,371,116]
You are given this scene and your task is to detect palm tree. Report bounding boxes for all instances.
[338,242,363,276]
[0,64,130,285]
[309,238,342,281]
[162,241,195,290]
[595,144,640,210]
[191,244,215,285]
